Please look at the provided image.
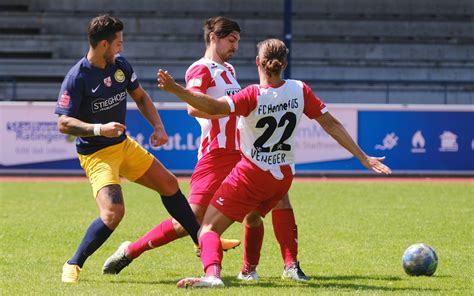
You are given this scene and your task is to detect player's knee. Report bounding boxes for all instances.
[244,212,263,227]
[198,222,218,238]
[171,218,188,238]
[159,174,179,196]
[100,206,125,229]
[273,194,292,210]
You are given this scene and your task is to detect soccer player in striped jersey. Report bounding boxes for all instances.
[158,38,391,288]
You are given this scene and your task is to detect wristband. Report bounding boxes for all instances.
[93,124,102,136]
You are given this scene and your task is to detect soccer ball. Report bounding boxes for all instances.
[402,243,438,276]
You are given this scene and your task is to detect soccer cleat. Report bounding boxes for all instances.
[221,238,241,251]
[61,262,81,283]
[237,264,259,281]
[282,261,310,282]
[102,241,133,274]
[237,270,259,281]
[176,276,224,288]
[194,238,241,257]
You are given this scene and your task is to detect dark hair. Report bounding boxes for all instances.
[256,39,289,76]
[203,16,241,46]
[88,15,124,48]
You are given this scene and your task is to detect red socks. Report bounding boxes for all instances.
[272,209,298,266]
[127,218,178,259]
[242,223,264,270]
[200,231,223,277]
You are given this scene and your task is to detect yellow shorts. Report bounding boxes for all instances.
[78,136,155,197]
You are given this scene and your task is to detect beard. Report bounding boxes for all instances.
[104,50,116,65]
[220,50,235,62]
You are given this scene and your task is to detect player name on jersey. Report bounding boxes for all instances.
[250,149,287,165]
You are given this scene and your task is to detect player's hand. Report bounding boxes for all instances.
[157,69,179,93]
[100,122,126,138]
[361,156,392,175]
[150,125,168,147]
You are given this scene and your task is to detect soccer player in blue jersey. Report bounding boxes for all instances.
[55,15,201,283]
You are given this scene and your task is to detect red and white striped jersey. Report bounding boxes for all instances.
[226,79,328,179]
[185,58,241,159]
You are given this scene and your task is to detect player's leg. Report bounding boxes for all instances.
[272,193,309,281]
[102,199,205,274]
[63,146,124,283]
[101,138,198,274]
[176,204,234,288]
[105,168,210,270]
[238,210,264,280]
[103,151,240,274]
[177,158,284,289]
[185,154,242,255]
[121,138,201,245]
[102,159,200,274]
[132,156,240,253]
[124,203,206,260]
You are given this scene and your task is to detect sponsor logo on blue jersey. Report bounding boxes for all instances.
[91,91,127,113]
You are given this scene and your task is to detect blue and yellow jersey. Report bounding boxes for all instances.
[55,56,139,155]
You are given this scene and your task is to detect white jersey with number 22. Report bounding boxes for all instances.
[226,79,328,179]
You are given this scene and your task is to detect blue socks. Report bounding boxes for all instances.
[67,190,199,267]
[161,189,200,244]
[68,218,113,268]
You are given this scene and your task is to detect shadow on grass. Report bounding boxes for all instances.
[101,274,442,293]
[223,275,441,292]
[311,274,402,281]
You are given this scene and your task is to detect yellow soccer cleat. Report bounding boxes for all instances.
[61,262,81,283]
[221,238,241,251]
[194,238,241,257]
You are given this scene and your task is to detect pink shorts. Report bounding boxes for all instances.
[210,156,293,222]
[188,148,241,207]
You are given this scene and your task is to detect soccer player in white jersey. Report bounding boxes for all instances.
[184,17,308,282]
[103,17,306,280]
[158,38,392,288]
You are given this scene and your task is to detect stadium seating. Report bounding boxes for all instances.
[0,0,473,103]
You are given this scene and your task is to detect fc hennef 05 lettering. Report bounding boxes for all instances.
[257,98,299,115]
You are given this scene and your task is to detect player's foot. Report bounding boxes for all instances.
[194,238,241,257]
[61,262,81,283]
[237,264,259,281]
[237,270,259,281]
[176,276,224,288]
[102,241,133,274]
[193,244,201,257]
[282,261,310,282]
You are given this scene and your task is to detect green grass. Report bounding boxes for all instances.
[0,180,473,295]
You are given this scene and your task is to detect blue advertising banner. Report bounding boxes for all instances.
[125,109,201,172]
[296,109,474,173]
[358,111,474,172]
[1,103,472,175]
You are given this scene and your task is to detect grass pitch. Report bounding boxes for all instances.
[0,180,472,295]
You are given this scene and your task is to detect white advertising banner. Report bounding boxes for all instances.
[294,107,357,164]
[0,103,77,166]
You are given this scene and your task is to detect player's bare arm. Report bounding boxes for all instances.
[158,69,230,115]
[129,85,168,147]
[316,112,392,175]
[57,115,125,138]
[187,105,229,120]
